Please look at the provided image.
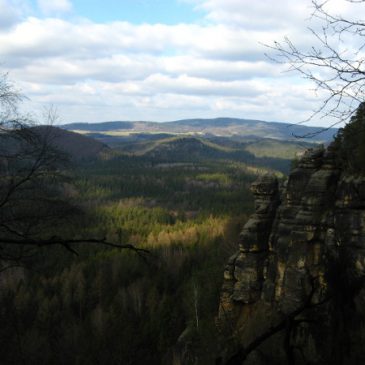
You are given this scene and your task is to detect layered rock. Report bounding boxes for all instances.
[218,145,365,364]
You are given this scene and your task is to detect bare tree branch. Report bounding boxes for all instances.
[266,0,365,133]
[0,72,146,267]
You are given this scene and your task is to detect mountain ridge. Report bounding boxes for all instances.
[61,117,337,142]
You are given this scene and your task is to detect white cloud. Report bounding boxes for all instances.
[0,0,27,30]
[0,17,283,66]
[190,0,310,29]
[37,0,72,15]
[1,0,359,126]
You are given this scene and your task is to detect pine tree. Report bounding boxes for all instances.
[334,103,365,173]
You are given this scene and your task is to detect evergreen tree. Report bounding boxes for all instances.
[334,103,365,173]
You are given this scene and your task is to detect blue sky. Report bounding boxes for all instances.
[72,0,201,24]
[0,0,360,125]
[29,0,202,24]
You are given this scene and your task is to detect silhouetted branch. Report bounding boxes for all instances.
[0,72,149,267]
[0,237,149,254]
[266,0,365,136]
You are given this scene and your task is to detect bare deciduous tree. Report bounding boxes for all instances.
[268,0,365,134]
[0,73,147,270]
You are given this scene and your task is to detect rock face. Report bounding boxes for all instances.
[218,145,365,364]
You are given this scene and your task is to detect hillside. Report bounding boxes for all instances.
[136,137,238,161]
[0,122,338,365]
[62,117,337,143]
[97,134,314,174]
[32,126,109,161]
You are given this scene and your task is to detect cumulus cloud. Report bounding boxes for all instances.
[0,18,282,62]
[1,0,357,125]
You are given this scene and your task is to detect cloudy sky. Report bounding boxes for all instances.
[0,0,359,125]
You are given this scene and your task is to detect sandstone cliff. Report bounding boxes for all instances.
[217,144,365,364]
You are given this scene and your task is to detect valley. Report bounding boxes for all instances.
[2,0,364,363]
[0,118,323,364]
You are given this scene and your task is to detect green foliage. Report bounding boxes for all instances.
[75,154,256,216]
[333,103,365,173]
[0,134,285,364]
[244,139,313,159]
[0,239,235,364]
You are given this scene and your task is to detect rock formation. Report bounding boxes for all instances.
[217,144,365,364]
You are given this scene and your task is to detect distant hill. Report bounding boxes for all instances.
[62,117,337,143]
[110,135,314,174]
[32,126,109,161]
[139,136,238,162]
[64,121,135,131]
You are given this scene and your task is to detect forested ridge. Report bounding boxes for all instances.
[1,108,364,364]
[1,133,286,364]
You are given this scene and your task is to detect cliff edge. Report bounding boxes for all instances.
[217,144,365,364]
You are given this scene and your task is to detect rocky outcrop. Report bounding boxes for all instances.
[218,145,365,364]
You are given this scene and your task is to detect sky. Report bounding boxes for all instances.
[0,0,361,125]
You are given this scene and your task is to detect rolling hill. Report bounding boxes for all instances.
[62,117,337,143]
[32,126,109,161]
[106,135,315,174]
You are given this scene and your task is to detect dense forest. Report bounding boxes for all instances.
[0,72,333,364]
[2,101,364,364]
[1,129,293,364]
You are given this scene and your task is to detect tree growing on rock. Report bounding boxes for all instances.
[333,102,365,172]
